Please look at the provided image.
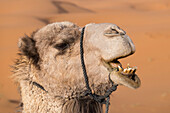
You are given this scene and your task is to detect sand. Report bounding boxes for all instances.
[0,0,170,112]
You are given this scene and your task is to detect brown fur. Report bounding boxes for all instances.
[12,22,138,113]
[62,97,102,113]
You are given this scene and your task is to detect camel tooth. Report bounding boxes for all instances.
[131,66,137,73]
[130,68,135,74]
[131,68,136,73]
[123,68,128,73]
[127,68,132,73]
[118,65,123,72]
[126,68,130,73]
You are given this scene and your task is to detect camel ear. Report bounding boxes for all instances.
[18,35,39,64]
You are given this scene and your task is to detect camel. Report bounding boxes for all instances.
[12,22,141,113]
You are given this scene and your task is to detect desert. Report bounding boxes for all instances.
[0,0,170,113]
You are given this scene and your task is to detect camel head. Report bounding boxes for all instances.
[17,22,140,98]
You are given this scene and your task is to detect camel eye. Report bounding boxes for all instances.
[54,42,69,50]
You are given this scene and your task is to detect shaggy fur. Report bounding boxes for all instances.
[12,21,138,113]
[62,97,102,113]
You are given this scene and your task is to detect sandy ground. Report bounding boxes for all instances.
[0,0,170,113]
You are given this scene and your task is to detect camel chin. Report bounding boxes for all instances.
[101,58,141,89]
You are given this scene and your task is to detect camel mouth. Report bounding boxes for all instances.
[101,59,141,89]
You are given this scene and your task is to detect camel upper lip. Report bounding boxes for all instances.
[109,59,122,68]
[101,58,122,70]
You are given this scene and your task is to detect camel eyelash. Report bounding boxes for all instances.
[54,42,69,50]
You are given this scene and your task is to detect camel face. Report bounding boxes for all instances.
[14,22,141,112]
[17,22,140,98]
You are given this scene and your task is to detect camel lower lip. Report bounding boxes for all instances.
[110,69,141,89]
[102,58,141,89]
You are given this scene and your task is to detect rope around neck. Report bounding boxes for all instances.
[31,26,117,113]
[80,27,118,113]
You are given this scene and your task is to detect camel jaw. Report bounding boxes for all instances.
[101,59,141,89]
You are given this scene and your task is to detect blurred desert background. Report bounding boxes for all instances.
[0,0,170,113]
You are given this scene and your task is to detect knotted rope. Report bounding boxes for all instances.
[32,26,118,113]
[80,27,118,113]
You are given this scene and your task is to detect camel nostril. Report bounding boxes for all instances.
[119,29,126,36]
[120,32,125,35]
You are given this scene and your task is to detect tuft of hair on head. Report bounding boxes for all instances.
[18,34,39,66]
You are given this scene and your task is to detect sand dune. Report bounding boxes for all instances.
[35,17,51,25]
[129,2,170,11]
[0,0,170,113]
[52,1,94,13]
